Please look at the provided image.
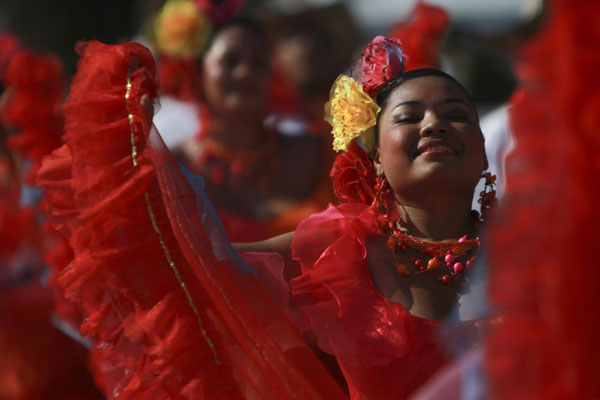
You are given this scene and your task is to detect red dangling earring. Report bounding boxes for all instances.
[478,171,497,222]
[375,175,393,213]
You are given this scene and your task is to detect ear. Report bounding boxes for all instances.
[480,129,488,171]
[373,148,385,176]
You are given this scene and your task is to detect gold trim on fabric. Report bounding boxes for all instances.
[125,72,220,366]
[125,74,138,167]
[144,193,221,365]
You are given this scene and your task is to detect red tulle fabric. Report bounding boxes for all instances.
[0,283,103,400]
[0,206,40,267]
[0,33,21,81]
[2,50,64,184]
[290,203,455,399]
[2,45,80,333]
[486,0,600,398]
[388,3,449,71]
[39,40,346,399]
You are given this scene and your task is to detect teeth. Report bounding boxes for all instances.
[421,145,453,153]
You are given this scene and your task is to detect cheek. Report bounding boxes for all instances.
[464,132,486,168]
[378,128,414,166]
[202,64,229,104]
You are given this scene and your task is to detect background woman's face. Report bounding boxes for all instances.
[376,75,486,201]
[202,25,270,118]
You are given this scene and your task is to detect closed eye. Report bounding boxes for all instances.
[442,105,474,122]
[393,114,422,124]
[446,114,470,122]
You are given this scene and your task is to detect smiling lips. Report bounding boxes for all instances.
[415,140,458,157]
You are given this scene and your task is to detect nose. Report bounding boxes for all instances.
[232,62,252,80]
[420,111,449,137]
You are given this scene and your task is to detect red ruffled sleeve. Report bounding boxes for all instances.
[39,41,346,399]
[290,203,448,399]
[291,203,419,365]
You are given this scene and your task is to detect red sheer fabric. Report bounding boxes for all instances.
[388,3,449,71]
[290,203,458,399]
[2,50,64,184]
[39,40,346,399]
[487,0,600,398]
[0,283,103,400]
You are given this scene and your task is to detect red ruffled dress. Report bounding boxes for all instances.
[290,203,452,399]
[39,41,470,399]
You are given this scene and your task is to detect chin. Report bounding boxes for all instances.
[412,167,474,190]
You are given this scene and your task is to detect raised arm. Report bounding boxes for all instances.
[233,231,301,282]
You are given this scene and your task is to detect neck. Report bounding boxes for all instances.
[208,115,266,150]
[394,193,477,241]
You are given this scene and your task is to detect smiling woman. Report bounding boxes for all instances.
[169,18,328,243]
[373,69,487,240]
[238,41,497,398]
[38,36,496,399]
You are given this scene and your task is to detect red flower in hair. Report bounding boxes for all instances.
[351,36,405,98]
[195,0,245,24]
[330,140,377,205]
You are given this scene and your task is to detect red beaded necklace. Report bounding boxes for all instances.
[375,176,483,285]
[386,222,481,285]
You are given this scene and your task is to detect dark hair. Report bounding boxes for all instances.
[376,68,475,110]
[374,68,479,146]
[205,17,268,53]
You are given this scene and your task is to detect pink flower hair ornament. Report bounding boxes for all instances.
[350,36,406,99]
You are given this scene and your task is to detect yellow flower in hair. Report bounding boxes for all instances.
[325,75,381,152]
[154,0,211,57]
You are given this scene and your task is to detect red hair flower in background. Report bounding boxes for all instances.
[195,0,245,25]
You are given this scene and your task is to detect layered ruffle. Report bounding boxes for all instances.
[2,50,64,184]
[39,40,346,399]
[487,0,600,398]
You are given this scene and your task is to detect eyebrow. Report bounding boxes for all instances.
[440,98,470,106]
[393,101,422,109]
[393,98,471,110]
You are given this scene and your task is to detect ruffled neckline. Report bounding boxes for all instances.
[290,203,444,368]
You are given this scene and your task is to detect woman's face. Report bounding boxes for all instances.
[375,76,486,202]
[202,25,270,118]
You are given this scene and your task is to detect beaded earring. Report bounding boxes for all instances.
[478,171,498,222]
[374,175,392,217]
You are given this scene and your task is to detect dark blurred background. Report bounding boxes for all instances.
[0,0,543,108]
